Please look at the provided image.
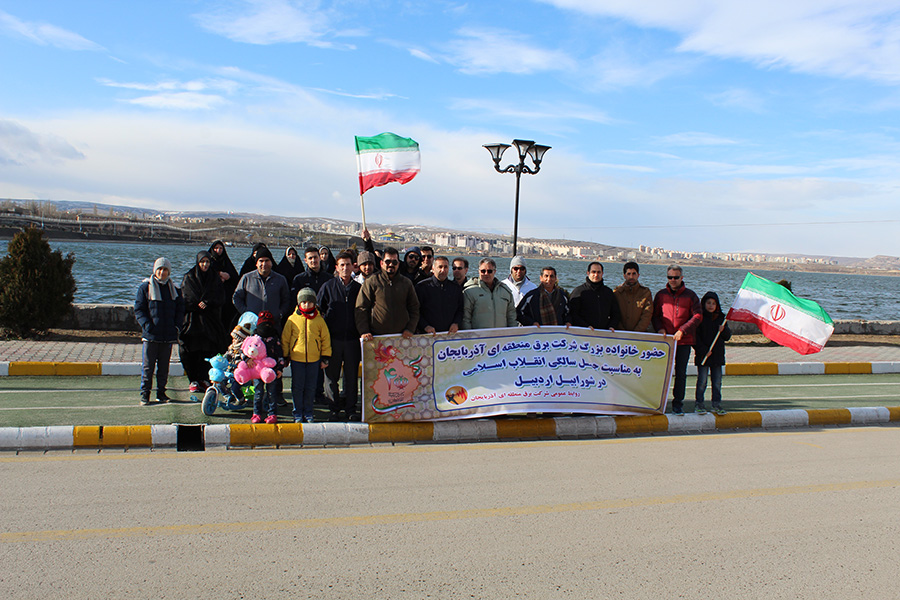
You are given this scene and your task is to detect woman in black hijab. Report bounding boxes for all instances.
[276,245,305,283]
[208,239,239,334]
[179,251,226,392]
[319,245,336,276]
[239,242,269,276]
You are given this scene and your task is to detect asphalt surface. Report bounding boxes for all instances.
[2,428,898,599]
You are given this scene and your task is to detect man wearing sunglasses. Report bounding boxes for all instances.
[451,258,470,287]
[461,258,517,330]
[355,247,420,342]
[502,255,537,308]
[652,265,702,416]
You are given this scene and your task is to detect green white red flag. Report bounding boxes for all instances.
[726,272,834,355]
[355,133,420,195]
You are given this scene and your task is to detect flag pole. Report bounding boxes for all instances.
[700,327,724,366]
[360,192,368,232]
[354,136,368,232]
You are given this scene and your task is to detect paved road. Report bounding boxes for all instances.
[2,428,899,599]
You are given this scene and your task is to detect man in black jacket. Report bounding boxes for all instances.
[569,262,621,330]
[291,246,333,301]
[317,251,362,421]
[416,256,463,334]
[516,266,570,327]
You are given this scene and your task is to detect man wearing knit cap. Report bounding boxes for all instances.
[134,257,184,404]
[502,255,537,308]
[233,246,290,325]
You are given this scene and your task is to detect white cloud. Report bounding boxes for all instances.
[446,27,576,75]
[98,78,241,94]
[450,98,613,128]
[538,0,900,84]
[0,120,85,166]
[126,92,229,110]
[655,132,740,146]
[2,99,898,257]
[708,88,767,112]
[584,41,695,89]
[0,10,103,51]
[194,0,351,48]
[409,48,439,63]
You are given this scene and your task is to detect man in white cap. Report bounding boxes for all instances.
[502,255,537,309]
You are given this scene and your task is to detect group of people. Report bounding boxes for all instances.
[134,235,731,420]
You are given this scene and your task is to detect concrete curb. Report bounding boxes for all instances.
[0,362,183,376]
[3,407,899,452]
[3,360,900,377]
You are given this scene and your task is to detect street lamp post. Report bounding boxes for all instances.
[482,139,550,257]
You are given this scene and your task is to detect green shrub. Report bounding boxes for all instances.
[0,227,77,338]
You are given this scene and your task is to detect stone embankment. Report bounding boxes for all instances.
[60,304,900,335]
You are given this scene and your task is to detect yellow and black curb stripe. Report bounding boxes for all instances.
[3,361,899,377]
[2,407,899,452]
[0,362,181,377]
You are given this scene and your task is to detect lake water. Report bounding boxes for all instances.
[2,239,897,321]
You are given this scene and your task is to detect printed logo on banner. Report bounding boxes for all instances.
[369,343,423,414]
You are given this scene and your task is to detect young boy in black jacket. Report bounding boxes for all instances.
[694,291,731,415]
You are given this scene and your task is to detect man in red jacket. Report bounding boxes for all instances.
[652,265,702,416]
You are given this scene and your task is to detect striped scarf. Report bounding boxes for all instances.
[539,286,559,325]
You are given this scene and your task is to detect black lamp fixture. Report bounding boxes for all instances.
[482,139,551,256]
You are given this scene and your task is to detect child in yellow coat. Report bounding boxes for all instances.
[282,287,332,423]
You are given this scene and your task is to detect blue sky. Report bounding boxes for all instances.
[2,1,900,258]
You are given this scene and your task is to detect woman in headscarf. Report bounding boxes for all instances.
[319,245,336,276]
[276,246,305,284]
[179,251,226,393]
[208,239,239,334]
[240,242,269,277]
[134,258,184,405]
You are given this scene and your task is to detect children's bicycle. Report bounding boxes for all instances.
[198,355,255,416]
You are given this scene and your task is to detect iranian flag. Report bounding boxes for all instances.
[727,272,834,355]
[355,133,420,195]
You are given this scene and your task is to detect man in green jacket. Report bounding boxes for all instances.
[355,247,420,341]
[462,258,517,329]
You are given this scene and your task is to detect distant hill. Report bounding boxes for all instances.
[4,198,897,272]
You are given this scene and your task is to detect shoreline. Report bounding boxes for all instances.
[4,232,897,278]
